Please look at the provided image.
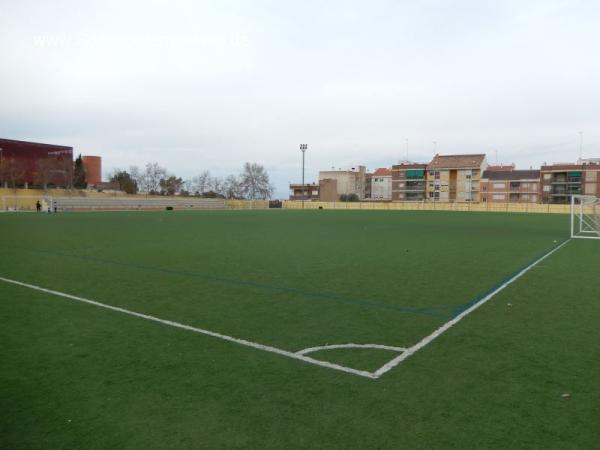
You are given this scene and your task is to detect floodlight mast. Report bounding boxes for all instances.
[300,144,308,209]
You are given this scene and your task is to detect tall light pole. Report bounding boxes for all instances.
[300,144,308,209]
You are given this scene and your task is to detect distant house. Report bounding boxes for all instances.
[481,169,540,203]
[289,182,319,201]
[392,163,427,201]
[318,166,367,201]
[540,161,600,204]
[370,168,392,200]
[426,154,487,202]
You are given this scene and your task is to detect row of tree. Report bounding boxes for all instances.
[109,162,274,200]
[0,154,88,189]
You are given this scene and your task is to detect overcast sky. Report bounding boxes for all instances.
[1,0,599,197]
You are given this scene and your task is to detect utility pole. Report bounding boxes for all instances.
[300,144,307,209]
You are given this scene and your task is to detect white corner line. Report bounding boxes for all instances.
[372,239,571,379]
[0,276,377,380]
[297,343,406,356]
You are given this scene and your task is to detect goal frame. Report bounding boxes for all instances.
[570,195,600,239]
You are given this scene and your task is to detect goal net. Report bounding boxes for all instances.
[571,195,600,239]
[1,196,49,212]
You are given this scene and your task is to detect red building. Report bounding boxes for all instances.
[0,138,73,188]
[82,155,102,185]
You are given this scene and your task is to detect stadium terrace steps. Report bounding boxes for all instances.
[49,196,227,211]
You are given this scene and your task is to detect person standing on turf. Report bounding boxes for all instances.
[36,200,41,212]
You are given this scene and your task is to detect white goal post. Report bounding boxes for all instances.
[571,195,600,239]
[1,195,50,212]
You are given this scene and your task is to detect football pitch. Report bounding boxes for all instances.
[1,210,599,449]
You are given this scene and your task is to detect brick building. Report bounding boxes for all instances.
[540,162,600,203]
[0,138,73,188]
[481,169,540,203]
[391,163,427,201]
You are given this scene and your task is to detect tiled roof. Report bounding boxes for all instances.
[486,164,515,172]
[482,170,540,180]
[540,164,583,171]
[373,168,392,176]
[392,163,427,170]
[427,154,486,170]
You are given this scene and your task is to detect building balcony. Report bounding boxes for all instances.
[289,195,318,201]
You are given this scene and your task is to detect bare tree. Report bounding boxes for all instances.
[143,162,167,194]
[56,157,74,188]
[211,176,224,196]
[223,174,243,199]
[34,158,54,190]
[129,166,144,191]
[191,170,212,195]
[159,176,183,196]
[239,162,274,200]
[1,158,26,188]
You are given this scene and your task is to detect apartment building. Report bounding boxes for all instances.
[289,182,319,201]
[318,166,367,201]
[391,163,427,201]
[481,170,540,203]
[364,173,372,199]
[541,162,600,203]
[426,154,487,202]
[370,168,392,200]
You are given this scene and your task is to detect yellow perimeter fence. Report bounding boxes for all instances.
[283,200,571,215]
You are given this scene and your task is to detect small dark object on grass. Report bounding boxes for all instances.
[166,206,173,211]
[318,206,323,210]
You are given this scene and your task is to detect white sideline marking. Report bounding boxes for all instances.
[0,276,376,380]
[0,239,569,380]
[297,343,406,356]
[373,239,571,378]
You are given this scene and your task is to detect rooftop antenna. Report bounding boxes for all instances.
[405,138,409,161]
[578,131,583,160]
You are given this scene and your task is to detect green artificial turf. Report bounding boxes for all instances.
[1,210,598,449]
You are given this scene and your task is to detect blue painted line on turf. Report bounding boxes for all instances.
[13,246,447,318]
[449,238,569,318]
